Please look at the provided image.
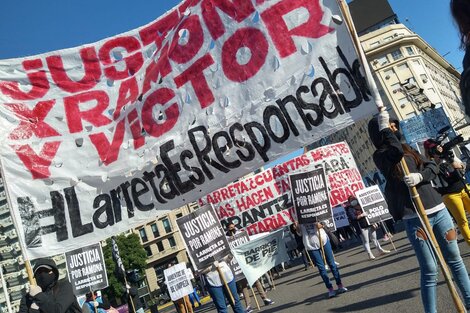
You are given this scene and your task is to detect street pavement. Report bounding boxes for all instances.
[160,222,470,313]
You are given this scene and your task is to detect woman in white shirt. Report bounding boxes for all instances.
[302,222,348,298]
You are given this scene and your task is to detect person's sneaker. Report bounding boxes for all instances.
[382,234,390,242]
[263,298,274,306]
[304,266,308,271]
[328,289,336,298]
[369,253,376,260]
[379,249,391,256]
[246,305,254,313]
[334,261,340,266]
[336,286,348,294]
[325,264,330,270]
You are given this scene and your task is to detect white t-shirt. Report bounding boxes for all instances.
[205,261,234,287]
[301,224,328,250]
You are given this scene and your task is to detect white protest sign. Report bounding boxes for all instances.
[0,0,376,258]
[355,185,393,224]
[164,263,193,301]
[232,229,289,286]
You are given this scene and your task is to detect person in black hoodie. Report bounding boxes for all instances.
[451,0,470,118]
[368,108,470,312]
[19,258,81,313]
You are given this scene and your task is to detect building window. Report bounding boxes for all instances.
[145,246,152,257]
[168,236,176,247]
[139,228,148,243]
[162,218,172,233]
[397,63,409,71]
[406,46,415,55]
[413,60,421,67]
[398,97,408,108]
[176,213,183,219]
[370,41,380,48]
[383,69,394,79]
[420,74,428,83]
[151,223,159,238]
[376,55,389,66]
[391,49,403,61]
[157,241,164,252]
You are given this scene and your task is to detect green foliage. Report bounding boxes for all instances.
[102,233,147,300]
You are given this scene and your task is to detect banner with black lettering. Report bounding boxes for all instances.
[201,142,363,234]
[355,186,393,224]
[176,204,230,270]
[65,243,108,296]
[0,0,376,258]
[332,205,350,228]
[289,168,332,226]
[232,229,289,286]
[227,231,250,282]
[164,263,193,301]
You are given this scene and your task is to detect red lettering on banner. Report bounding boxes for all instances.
[89,120,125,165]
[12,142,61,179]
[169,15,204,64]
[47,47,101,93]
[246,211,289,235]
[139,10,179,47]
[217,203,235,219]
[141,88,179,137]
[0,59,49,100]
[64,91,112,133]
[236,187,274,211]
[127,109,145,149]
[222,28,268,82]
[142,47,173,95]
[174,54,214,109]
[330,182,364,207]
[115,77,139,119]
[6,100,60,140]
[201,0,255,40]
[261,0,333,58]
[99,37,144,80]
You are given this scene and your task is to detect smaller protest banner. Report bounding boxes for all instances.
[289,168,334,228]
[332,206,350,229]
[232,229,289,286]
[65,243,108,296]
[227,232,250,282]
[176,204,230,270]
[355,186,393,224]
[164,263,193,301]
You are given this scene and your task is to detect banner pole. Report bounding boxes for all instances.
[380,219,396,251]
[318,229,327,267]
[268,271,276,290]
[0,163,35,284]
[125,277,137,313]
[400,159,465,312]
[216,266,235,306]
[305,250,316,271]
[250,286,260,311]
[183,295,189,313]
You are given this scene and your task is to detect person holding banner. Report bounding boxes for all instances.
[289,222,309,271]
[126,285,145,313]
[19,258,81,313]
[301,223,348,298]
[201,259,245,313]
[346,196,390,260]
[82,291,112,313]
[368,108,470,311]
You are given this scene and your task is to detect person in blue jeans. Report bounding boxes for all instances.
[301,222,348,298]
[369,108,470,312]
[202,260,245,313]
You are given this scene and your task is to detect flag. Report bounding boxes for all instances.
[111,237,126,277]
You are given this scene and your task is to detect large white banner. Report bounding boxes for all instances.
[232,229,289,286]
[200,142,364,234]
[0,0,376,258]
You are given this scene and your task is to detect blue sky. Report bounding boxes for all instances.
[0,0,462,167]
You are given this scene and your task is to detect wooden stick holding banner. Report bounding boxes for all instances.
[305,250,316,271]
[215,263,235,305]
[251,286,261,311]
[380,219,397,251]
[0,164,35,284]
[335,1,465,311]
[183,296,189,313]
[318,228,327,266]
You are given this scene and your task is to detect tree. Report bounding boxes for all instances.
[102,233,147,301]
